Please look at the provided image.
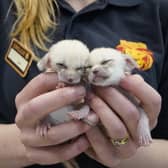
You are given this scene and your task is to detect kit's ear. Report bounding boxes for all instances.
[37,53,51,71]
[122,54,138,72]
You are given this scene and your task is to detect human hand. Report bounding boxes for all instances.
[85,74,161,167]
[15,73,92,165]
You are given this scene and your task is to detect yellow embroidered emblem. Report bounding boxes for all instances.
[116,40,154,70]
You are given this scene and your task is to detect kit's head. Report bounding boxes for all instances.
[37,40,90,84]
[87,48,138,86]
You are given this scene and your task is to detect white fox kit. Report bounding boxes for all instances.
[86,47,152,146]
[37,40,92,135]
[38,39,90,85]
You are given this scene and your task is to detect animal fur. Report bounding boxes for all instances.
[87,47,152,146]
[37,39,91,125]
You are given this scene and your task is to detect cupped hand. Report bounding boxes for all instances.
[15,73,92,165]
[85,74,161,167]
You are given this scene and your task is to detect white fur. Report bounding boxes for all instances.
[87,48,137,86]
[36,40,91,130]
[87,47,152,146]
[37,39,90,84]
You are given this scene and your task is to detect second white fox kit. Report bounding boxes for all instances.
[86,47,152,146]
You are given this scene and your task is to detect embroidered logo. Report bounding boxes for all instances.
[116,40,154,70]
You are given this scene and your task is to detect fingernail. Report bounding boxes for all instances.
[83,113,99,126]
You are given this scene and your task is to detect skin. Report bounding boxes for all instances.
[85,74,161,167]
[0,62,162,167]
[14,72,161,167]
[0,124,32,168]
[120,139,168,168]
[66,0,97,12]
[15,73,92,165]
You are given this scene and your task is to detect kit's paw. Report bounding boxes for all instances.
[138,122,152,146]
[68,105,90,120]
[138,109,152,146]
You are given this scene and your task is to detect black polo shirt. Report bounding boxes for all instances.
[0,0,168,167]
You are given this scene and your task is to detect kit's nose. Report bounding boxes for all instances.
[68,78,73,83]
[93,70,99,74]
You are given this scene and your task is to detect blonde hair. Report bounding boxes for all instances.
[11,0,58,51]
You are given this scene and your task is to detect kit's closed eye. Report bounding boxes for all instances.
[85,65,92,70]
[76,67,83,71]
[101,59,114,65]
[56,63,67,69]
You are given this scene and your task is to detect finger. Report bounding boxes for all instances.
[26,136,89,165]
[86,126,120,167]
[88,93,128,140]
[114,138,138,159]
[15,73,58,108]
[119,74,162,127]
[16,86,86,127]
[95,87,140,141]
[85,148,98,161]
[21,121,91,147]
[87,93,139,158]
[87,127,138,161]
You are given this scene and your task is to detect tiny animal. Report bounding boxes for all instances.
[37,39,91,136]
[86,47,152,146]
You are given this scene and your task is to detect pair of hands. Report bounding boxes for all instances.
[15,73,161,167]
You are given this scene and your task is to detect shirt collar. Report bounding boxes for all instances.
[107,0,143,7]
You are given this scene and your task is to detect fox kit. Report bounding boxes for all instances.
[37,40,92,135]
[87,47,152,146]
